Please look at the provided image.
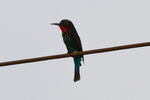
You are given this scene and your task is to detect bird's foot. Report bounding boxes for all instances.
[66,52,70,57]
[73,51,78,56]
[66,51,78,57]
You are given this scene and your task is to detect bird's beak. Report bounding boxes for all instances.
[51,23,60,26]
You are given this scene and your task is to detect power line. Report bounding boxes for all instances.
[0,42,150,67]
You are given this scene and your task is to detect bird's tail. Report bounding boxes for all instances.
[73,56,81,82]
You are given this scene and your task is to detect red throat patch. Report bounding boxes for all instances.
[59,26,67,33]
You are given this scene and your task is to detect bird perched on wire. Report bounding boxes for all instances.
[51,19,84,82]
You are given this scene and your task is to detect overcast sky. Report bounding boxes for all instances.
[0,0,150,100]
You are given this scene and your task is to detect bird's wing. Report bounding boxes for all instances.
[72,31,84,61]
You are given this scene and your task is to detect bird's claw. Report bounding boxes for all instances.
[73,51,78,56]
[66,51,78,57]
[66,52,70,57]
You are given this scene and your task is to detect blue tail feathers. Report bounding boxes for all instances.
[73,56,81,82]
[73,56,81,71]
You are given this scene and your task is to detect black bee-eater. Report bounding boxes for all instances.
[51,19,84,82]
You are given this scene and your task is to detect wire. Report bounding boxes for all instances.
[0,42,150,67]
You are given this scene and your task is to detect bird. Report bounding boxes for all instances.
[51,19,84,82]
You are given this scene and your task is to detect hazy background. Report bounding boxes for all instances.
[0,0,150,100]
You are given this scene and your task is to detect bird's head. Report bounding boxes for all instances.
[51,19,74,33]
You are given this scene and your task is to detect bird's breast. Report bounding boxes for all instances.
[63,34,72,42]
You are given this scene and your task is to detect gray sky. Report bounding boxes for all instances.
[0,0,150,100]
